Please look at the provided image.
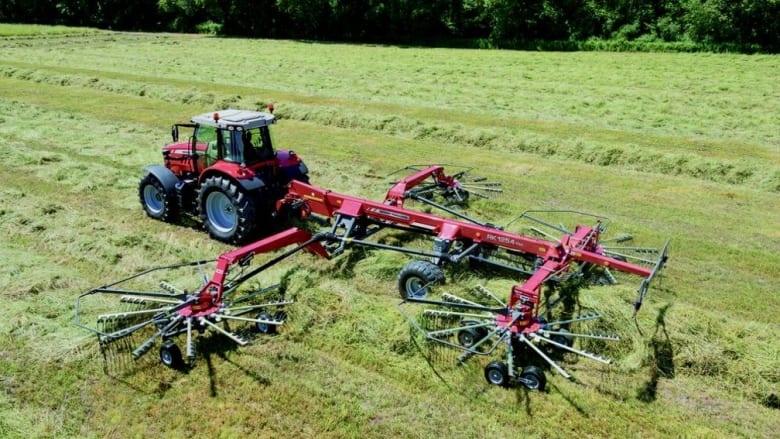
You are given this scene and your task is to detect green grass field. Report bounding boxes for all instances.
[0,24,778,438]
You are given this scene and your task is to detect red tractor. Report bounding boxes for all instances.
[138,108,309,244]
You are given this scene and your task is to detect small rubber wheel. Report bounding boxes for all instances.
[397,260,444,299]
[520,365,546,391]
[484,361,510,387]
[159,342,183,369]
[457,320,487,348]
[447,187,470,204]
[256,311,277,334]
[552,328,574,348]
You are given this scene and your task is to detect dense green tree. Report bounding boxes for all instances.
[0,0,776,52]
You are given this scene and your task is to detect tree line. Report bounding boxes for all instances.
[2,0,777,52]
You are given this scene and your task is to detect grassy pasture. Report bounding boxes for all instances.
[0,26,778,438]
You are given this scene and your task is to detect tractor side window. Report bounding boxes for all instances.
[221,129,241,163]
[197,126,218,167]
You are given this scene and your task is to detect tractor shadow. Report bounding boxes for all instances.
[637,303,675,402]
[170,215,203,234]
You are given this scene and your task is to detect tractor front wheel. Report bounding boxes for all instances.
[198,176,257,244]
[397,260,444,299]
[139,174,178,222]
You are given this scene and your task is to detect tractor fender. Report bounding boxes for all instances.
[236,176,265,192]
[199,169,266,192]
[142,165,179,196]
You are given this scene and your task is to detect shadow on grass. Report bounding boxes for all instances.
[330,246,374,278]
[547,382,590,417]
[197,328,274,397]
[99,326,273,397]
[637,303,675,403]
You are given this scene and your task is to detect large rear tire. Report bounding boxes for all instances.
[139,174,178,222]
[397,260,444,299]
[197,176,257,244]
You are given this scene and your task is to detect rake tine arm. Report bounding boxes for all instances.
[634,239,671,313]
[99,318,158,343]
[518,334,572,379]
[200,318,248,346]
[403,297,509,315]
[533,334,614,364]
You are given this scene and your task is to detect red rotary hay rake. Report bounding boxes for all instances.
[77,147,668,390]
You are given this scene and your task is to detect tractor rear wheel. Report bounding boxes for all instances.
[397,260,444,299]
[139,174,177,222]
[197,176,257,244]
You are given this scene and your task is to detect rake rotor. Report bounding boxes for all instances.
[78,262,289,369]
[385,165,503,207]
[398,282,623,389]
[76,228,329,369]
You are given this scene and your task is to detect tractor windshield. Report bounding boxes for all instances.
[232,126,275,164]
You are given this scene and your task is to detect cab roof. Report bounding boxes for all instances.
[191,109,276,129]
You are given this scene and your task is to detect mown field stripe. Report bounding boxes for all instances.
[2,59,774,162]
[2,71,776,193]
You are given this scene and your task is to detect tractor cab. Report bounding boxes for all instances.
[162,108,307,184]
[141,108,310,244]
[190,109,277,169]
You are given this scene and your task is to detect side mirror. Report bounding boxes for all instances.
[171,125,179,142]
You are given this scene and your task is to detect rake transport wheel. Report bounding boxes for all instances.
[139,174,178,222]
[160,341,184,369]
[457,320,488,348]
[552,328,575,348]
[484,361,510,387]
[198,176,257,244]
[255,311,277,334]
[519,366,546,391]
[398,260,445,299]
